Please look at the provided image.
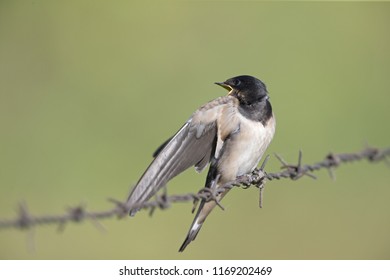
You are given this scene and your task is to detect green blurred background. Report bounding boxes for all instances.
[0,1,389,259]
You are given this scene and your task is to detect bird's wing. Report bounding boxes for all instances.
[126,95,236,214]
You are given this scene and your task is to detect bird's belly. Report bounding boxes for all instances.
[236,153,260,176]
[235,129,269,176]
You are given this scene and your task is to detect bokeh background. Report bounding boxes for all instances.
[0,1,389,259]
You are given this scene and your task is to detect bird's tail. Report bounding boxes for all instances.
[178,201,206,252]
[178,187,231,252]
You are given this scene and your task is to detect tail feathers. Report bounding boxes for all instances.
[178,186,230,252]
[179,220,204,252]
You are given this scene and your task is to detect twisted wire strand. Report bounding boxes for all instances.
[0,146,388,231]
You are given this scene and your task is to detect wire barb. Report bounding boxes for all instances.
[275,150,316,180]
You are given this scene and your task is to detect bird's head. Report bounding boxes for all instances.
[215,75,268,105]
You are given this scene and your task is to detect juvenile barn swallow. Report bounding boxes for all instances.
[126,75,275,251]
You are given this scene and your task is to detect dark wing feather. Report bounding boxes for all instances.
[152,136,172,158]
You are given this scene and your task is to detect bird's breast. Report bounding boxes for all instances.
[217,114,275,181]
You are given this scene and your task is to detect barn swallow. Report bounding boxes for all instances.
[126,75,275,252]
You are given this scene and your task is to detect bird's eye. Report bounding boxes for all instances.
[232,79,241,86]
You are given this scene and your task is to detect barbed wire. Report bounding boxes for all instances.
[0,146,388,231]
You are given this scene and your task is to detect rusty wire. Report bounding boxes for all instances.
[0,146,388,231]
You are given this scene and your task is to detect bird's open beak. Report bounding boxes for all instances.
[215,82,232,92]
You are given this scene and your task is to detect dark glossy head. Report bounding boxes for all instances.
[215,75,268,105]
